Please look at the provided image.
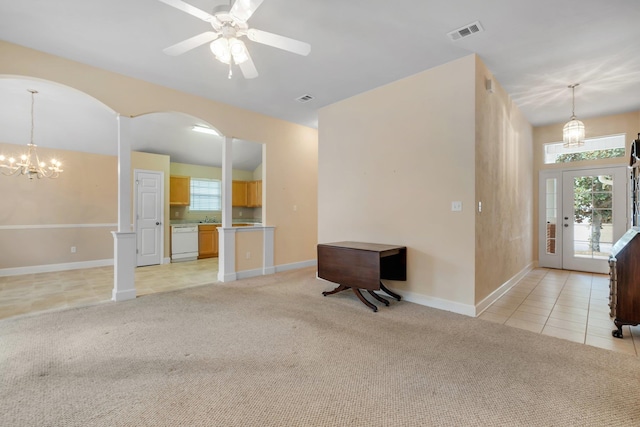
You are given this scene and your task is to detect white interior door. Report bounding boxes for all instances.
[135,170,163,267]
[539,167,628,274]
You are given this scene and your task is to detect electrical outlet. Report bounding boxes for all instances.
[239,211,243,217]
[293,205,297,211]
[245,251,251,259]
[451,201,463,212]
[71,246,77,253]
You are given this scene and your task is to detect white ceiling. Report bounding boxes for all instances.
[1,0,640,162]
[0,77,263,170]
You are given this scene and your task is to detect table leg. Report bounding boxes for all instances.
[380,282,401,301]
[353,288,378,312]
[322,284,350,296]
[367,290,390,306]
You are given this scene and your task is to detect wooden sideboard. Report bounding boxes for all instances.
[609,228,640,338]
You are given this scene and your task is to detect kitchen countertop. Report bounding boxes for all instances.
[170,220,262,226]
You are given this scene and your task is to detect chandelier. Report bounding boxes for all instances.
[562,83,585,148]
[0,89,63,179]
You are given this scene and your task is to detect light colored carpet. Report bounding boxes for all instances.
[1,267,639,426]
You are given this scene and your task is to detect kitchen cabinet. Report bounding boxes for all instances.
[198,224,219,259]
[170,176,190,206]
[232,180,248,207]
[247,180,262,207]
[233,180,262,207]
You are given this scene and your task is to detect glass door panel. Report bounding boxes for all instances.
[562,168,627,273]
[539,172,562,269]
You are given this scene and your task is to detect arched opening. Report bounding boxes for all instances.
[0,78,266,318]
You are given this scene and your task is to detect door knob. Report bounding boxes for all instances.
[564,217,569,220]
[156,222,160,225]
[564,224,569,227]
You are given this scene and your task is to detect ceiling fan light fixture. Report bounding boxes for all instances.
[229,38,249,64]
[210,38,231,64]
[562,83,585,148]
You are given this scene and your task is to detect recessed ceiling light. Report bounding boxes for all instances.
[192,125,221,136]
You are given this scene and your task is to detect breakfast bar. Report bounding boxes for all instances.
[317,241,406,312]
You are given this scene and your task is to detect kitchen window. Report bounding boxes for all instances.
[190,178,221,211]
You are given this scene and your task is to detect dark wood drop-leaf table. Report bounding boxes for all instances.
[317,241,406,312]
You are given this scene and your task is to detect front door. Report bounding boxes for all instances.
[135,170,163,266]
[539,166,628,273]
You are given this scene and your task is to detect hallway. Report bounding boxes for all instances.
[479,268,639,356]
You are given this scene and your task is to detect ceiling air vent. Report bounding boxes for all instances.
[295,94,314,103]
[447,21,484,41]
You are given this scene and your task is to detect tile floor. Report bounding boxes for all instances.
[1,262,638,356]
[479,268,640,356]
[0,258,219,320]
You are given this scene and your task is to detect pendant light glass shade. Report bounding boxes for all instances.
[563,116,585,147]
[562,84,585,148]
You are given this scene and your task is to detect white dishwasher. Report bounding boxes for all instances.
[171,225,199,262]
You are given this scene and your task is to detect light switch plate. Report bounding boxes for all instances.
[451,201,463,212]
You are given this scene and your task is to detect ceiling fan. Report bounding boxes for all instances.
[158,0,311,79]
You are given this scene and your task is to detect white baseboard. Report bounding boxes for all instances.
[236,268,264,280]
[474,262,535,316]
[315,272,476,317]
[218,272,237,282]
[231,259,316,281]
[112,288,136,302]
[0,259,114,277]
[275,259,317,273]
[397,288,476,317]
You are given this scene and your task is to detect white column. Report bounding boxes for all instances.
[112,115,136,301]
[263,226,275,275]
[218,136,237,282]
[221,136,233,228]
[218,227,237,282]
[112,231,136,301]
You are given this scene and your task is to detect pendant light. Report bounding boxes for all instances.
[562,83,585,148]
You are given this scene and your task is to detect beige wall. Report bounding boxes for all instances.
[0,142,117,269]
[0,41,318,268]
[235,230,264,271]
[532,110,640,261]
[474,57,534,304]
[318,55,477,306]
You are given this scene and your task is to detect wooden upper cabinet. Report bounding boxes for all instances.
[247,180,262,207]
[232,180,248,207]
[170,176,190,206]
[232,180,262,207]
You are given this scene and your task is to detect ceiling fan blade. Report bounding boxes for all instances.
[163,31,220,56]
[247,29,311,56]
[157,0,215,22]
[239,52,259,79]
[230,0,264,22]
